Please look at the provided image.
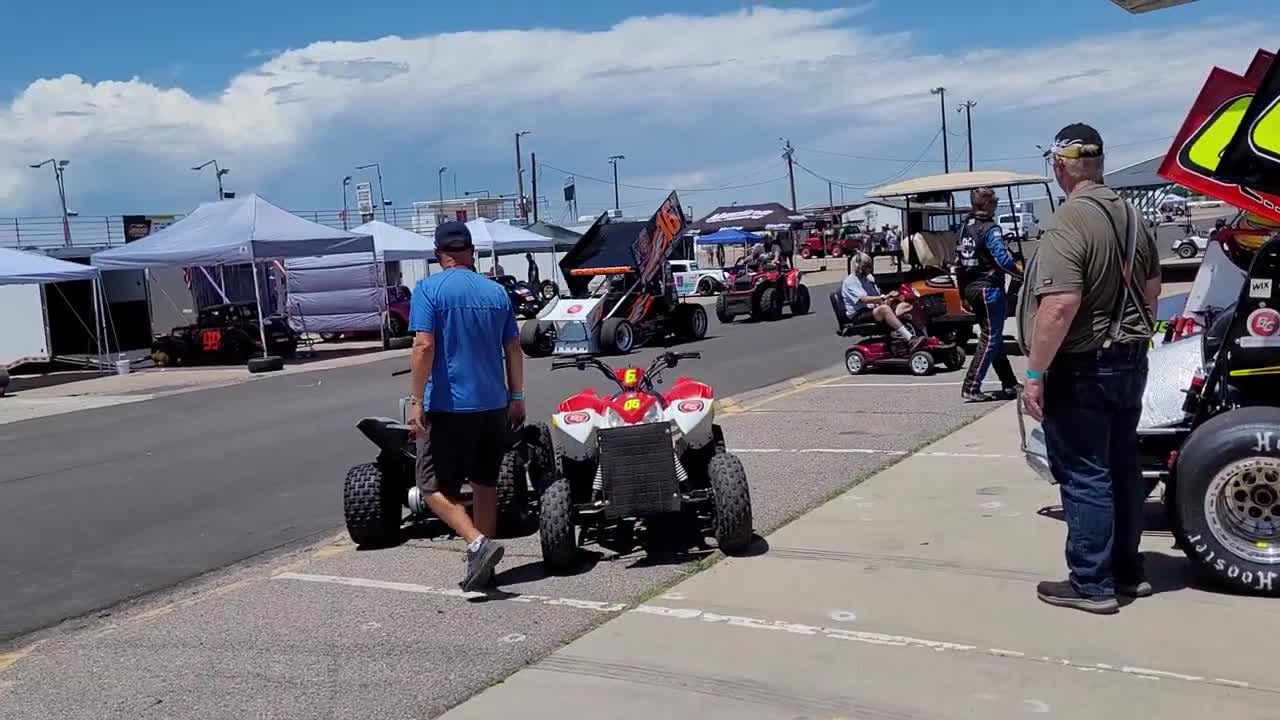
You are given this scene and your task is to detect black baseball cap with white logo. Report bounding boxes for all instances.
[1045,123,1105,159]
[434,221,474,251]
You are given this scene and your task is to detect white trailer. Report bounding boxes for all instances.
[0,284,50,368]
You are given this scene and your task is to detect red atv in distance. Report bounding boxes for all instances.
[715,259,811,323]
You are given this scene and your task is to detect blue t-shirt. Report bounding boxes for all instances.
[409,268,519,412]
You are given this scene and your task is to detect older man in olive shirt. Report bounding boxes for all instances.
[1021,124,1161,615]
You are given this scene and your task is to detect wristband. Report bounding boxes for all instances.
[1026,369,1045,382]
[509,391,525,401]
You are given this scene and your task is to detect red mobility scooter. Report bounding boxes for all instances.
[829,284,967,376]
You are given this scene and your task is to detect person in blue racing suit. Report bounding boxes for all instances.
[955,187,1022,402]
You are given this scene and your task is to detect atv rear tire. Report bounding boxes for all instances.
[708,452,753,554]
[1174,407,1280,596]
[676,303,708,341]
[715,294,733,324]
[524,422,557,498]
[520,320,554,358]
[343,462,402,548]
[539,476,578,573]
[496,450,528,537]
[791,284,811,316]
[756,287,783,321]
[600,318,635,354]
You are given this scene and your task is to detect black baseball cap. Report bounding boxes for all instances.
[434,220,474,251]
[1045,123,1105,159]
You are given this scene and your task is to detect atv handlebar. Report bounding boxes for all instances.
[550,351,702,391]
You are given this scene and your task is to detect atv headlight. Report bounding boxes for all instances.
[604,403,666,428]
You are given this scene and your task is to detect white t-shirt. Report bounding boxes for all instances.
[841,273,880,317]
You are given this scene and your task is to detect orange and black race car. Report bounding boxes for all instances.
[150,301,298,367]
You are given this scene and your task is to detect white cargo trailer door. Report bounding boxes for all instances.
[0,284,50,368]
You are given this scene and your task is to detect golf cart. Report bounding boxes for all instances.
[862,170,1057,346]
[520,193,708,357]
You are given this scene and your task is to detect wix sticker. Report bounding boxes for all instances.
[1250,279,1273,298]
[1042,278,1054,287]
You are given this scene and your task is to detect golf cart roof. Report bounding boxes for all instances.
[866,171,1051,200]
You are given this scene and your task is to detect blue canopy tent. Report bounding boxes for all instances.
[695,229,764,246]
[92,195,374,362]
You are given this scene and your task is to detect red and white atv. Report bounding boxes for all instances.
[536,351,754,572]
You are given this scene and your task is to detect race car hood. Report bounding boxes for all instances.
[539,297,606,323]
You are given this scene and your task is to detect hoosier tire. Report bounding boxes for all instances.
[676,303,708,341]
[520,320,554,358]
[495,450,529,537]
[600,318,635,354]
[539,476,578,573]
[715,294,734,323]
[707,452,753,554]
[343,462,402,547]
[1174,407,1280,596]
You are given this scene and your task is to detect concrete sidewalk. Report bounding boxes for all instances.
[442,403,1276,720]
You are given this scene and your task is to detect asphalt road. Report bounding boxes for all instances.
[0,282,855,642]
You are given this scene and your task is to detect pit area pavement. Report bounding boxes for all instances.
[0,363,1009,720]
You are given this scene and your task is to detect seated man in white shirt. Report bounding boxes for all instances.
[840,253,926,349]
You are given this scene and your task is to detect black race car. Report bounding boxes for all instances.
[151,302,298,366]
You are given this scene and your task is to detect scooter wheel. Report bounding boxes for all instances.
[845,349,867,375]
[908,350,934,377]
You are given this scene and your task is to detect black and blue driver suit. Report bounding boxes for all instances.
[955,215,1021,396]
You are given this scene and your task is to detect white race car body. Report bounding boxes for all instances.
[536,297,608,355]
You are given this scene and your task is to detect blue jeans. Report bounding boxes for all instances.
[1042,343,1149,597]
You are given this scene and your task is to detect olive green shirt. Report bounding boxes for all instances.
[1019,181,1159,354]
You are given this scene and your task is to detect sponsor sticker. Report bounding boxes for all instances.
[1250,278,1274,298]
[567,304,583,315]
[563,411,591,424]
[677,400,705,413]
[1247,307,1280,336]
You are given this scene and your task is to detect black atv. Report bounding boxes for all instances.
[342,392,557,547]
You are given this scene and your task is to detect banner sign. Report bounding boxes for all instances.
[563,176,576,202]
[355,182,375,223]
[121,214,177,243]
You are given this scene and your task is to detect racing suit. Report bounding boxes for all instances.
[955,215,1021,397]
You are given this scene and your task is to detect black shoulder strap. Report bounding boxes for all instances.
[1079,196,1154,345]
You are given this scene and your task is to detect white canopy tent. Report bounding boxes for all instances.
[351,220,437,261]
[92,194,374,361]
[464,218,563,293]
[0,247,106,369]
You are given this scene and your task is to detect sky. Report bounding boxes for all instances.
[2,0,1276,222]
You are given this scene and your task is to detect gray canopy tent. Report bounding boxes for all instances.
[0,248,106,376]
[92,194,374,365]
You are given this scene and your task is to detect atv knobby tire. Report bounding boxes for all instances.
[715,294,734,323]
[1174,407,1280,596]
[539,476,578,573]
[496,450,529,537]
[756,287,783,321]
[791,284,811,316]
[707,452,753,554]
[343,462,402,547]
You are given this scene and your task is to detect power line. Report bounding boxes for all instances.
[795,135,1174,164]
[793,128,943,190]
[537,162,788,194]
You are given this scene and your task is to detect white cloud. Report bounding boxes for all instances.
[0,6,1274,217]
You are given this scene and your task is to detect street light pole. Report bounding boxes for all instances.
[515,131,530,223]
[342,176,352,230]
[931,87,950,174]
[958,100,977,172]
[608,155,625,211]
[191,159,230,200]
[437,166,448,204]
[30,159,73,246]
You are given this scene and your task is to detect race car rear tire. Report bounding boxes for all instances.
[223,329,255,365]
[520,320,554,358]
[708,452,753,554]
[247,356,284,374]
[715,294,734,323]
[539,476,578,573]
[343,462,403,548]
[1173,407,1280,596]
[790,284,811,316]
[496,450,529,538]
[676,304,708,341]
[757,287,783,321]
[601,318,635,354]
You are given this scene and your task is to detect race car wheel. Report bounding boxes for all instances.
[757,287,784,321]
[223,329,255,364]
[943,345,966,371]
[677,303,708,341]
[708,452,753,554]
[1174,407,1280,596]
[790,284,811,316]
[540,281,560,301]
[601,318,635,354]
[539,476,578,573]
[908,350,934,376]
[715,294,734,324]
[1177,242,1198,260]
[520,320,554,358]
[496,449,529,538]
[845,349,867,375]
[387,313,408,338]
[343,462,402,548]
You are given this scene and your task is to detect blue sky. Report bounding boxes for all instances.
[2,1,1275,219]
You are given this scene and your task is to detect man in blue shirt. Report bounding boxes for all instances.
[408,221,525,591]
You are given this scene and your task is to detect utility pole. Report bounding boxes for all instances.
[780,138,797,211]
[958,100,977,172]
[515,131,530,222]
[453,171,458,200]
[828,181,834,214]
[931,87,950,173]
[531,153,539,223]
[608,155,625,211]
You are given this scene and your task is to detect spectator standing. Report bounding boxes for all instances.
[408,221,526,591]
[1020,124,1160,614]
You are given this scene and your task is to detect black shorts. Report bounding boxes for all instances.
[416,409,510,496]
[847,307,875,324]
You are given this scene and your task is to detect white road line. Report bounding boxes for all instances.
[729,447,1019,459]
[820,382,966,388]
[272,571,1263,694]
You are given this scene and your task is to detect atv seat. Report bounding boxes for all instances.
[829,291,887,338]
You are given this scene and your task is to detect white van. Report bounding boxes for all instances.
[998,212,1039,240]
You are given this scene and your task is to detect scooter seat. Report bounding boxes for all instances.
[830,289,890,338]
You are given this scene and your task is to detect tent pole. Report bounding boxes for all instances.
[376,251,387,348]
[251,260,270,360]
[92,277,104,371]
